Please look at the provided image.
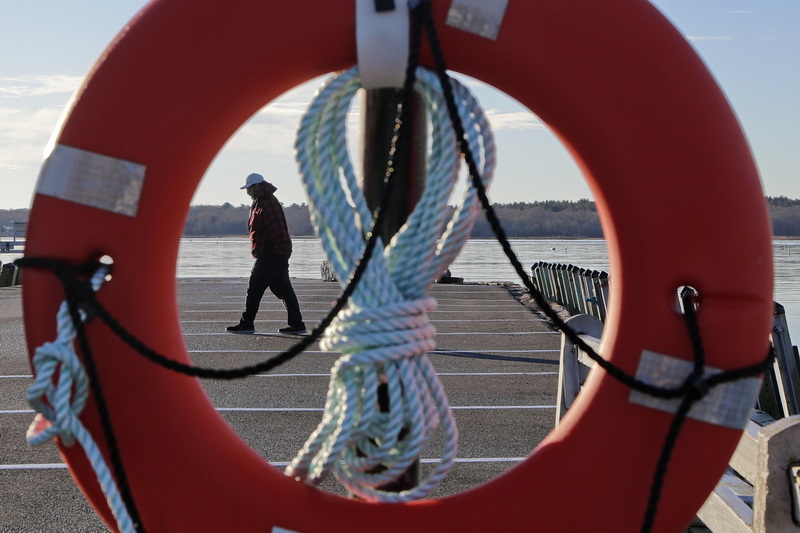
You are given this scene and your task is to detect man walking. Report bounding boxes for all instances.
[227,173,306,335]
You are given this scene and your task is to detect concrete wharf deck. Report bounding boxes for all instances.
[1,278,560,531]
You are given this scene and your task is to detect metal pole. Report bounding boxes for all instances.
[360,87,426,242]
[359,86,427,490]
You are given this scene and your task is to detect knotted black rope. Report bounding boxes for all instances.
[417,1,773,529]
[16,1,775,532]
[18,259,146,532]
[13,6,425,529]
[411,3,774,530]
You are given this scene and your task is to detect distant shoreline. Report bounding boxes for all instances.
[6,198,800,240]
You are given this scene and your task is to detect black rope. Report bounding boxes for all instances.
[639,293,724,530]
[13,4,425,382]
[15,2,777,532]
[640,394,696,532]
[12,6,427,529]
[410,1,774,530]
[418,2,683,399]
[32,260,146,532]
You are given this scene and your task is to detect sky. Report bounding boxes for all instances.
[0,1,798,210]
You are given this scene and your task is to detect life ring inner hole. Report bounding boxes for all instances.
[179,71,605,498]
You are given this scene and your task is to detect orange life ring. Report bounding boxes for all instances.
[22,0,773,531]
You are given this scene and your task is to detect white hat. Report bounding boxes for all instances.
[241,173,265,189]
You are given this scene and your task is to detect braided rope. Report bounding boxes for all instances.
[25,266,135,533]
[288,66,495,501]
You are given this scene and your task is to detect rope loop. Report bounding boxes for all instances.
[26,264,110,446]
[26,335,89,447]
[323,297,438,363]
[291,63,494,501]
[23,264,136,533]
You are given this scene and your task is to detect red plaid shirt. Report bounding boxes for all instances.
[248,182,292,258]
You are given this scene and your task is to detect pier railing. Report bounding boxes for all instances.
[0,221,26,254]
[0,260,22,287]
[546,261,800,532]
[530,261,609,322]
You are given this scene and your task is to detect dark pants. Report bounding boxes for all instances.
[241,255,304,328]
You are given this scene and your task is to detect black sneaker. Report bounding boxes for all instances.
[227,322,255,334]
[279,325,307,335]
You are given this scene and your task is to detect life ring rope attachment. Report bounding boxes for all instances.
[20,258,139,533]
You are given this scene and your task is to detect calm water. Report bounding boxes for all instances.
[3,238,798,342]
[176,237,611,281]
[176,237,800,343]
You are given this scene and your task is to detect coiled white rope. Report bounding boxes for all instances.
[25,265,135,533]
[289,66,496,501]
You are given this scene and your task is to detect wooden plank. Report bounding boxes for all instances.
[729,413,774,485]
[697,473,754,533]
[790,465,800,528]
[753,415,800,532]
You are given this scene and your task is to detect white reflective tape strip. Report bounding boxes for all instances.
[356,0,410,89]
[36,144,145,217]
[629,350,763,430]
[272,528,300,533]
[446,0,509,40]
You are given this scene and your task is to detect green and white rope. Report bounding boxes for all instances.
[25,266,134,533]
[289,66,495,501]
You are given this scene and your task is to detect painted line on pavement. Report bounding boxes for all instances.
[185,349,558,354]
[1,457,526,471]
[1,405,555,415]
[246,372,558,378]
[437,331,557,336]
[0,370,559,381]
[182,331,558,337]
[181,308,532,313]
[180,318,546,323]
[215,405,556,412]
[0,464,68,470]
[433,349,558,353]
[192,301,527,307]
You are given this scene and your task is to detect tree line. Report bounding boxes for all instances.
[180,202,316,237]
[4,196,800,238]
[176,196,800,238]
